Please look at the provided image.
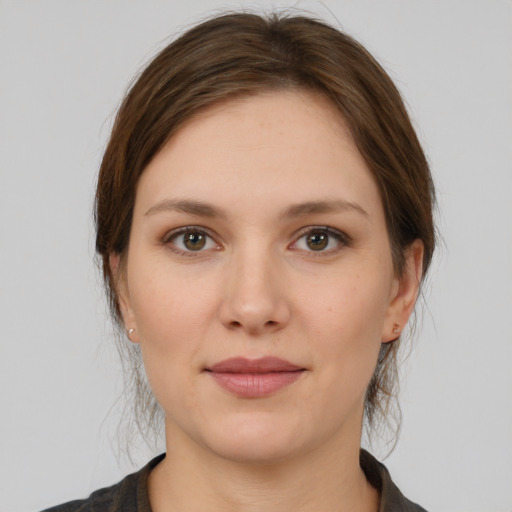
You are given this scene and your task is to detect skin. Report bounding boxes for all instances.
[113,90,423,512]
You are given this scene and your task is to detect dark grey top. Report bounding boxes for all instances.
[42,450,426,512]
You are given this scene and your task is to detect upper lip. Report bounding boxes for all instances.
[206,357,304,373]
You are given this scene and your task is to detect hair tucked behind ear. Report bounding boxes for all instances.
[95,11,436,453]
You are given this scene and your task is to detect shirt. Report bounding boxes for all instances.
[41,450,426,512]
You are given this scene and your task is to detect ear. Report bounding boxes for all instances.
[109,253,140,343]
[382,239,424,343]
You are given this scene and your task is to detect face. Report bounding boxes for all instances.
[116,90,422,464]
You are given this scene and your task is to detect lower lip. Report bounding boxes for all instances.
[209,371,304,398]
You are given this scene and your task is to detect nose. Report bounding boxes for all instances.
[218,245,291,336]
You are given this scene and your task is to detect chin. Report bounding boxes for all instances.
[200,412,306,465]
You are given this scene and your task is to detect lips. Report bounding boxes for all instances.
[205,357,305,398]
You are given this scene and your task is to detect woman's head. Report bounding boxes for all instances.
[95,12,435,442]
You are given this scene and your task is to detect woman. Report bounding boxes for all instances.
[45,12,434,512]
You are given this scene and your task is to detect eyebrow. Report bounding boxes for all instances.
[145,199,227,218]
[281,199,368,219]
[144,198,368,219]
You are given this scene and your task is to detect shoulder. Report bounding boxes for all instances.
[40,454,165,512]
[360,450,427,512]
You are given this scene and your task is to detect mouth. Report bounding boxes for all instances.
[204,357,306,398]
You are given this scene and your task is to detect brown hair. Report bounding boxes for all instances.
[95,12,435,443]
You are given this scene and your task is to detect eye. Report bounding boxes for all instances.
[292,227,349,253]
[164,227,219,254]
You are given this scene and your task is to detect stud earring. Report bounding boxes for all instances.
[127,328,136,336]
[392,323,401,334]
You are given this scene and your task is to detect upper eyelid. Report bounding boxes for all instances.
[293,225,349,241]
[162,226,221,256]
[163,225,217,243]
[161,224,350,247]
[290,226,351,251]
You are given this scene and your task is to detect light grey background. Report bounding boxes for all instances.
[1,1,511,511]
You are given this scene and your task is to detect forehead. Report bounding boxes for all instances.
[135,90,382,219]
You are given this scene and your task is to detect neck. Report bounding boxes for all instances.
[148,423,378,512]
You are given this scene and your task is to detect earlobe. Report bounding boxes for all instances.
[109,253,140,343]
[126,327,139,343]
[382,240,424,343]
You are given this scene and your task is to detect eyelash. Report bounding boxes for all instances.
[291,226,351,256]
[162,226,220,257]
[162,225,351,256]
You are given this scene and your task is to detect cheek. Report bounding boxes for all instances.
[125,257,224,389]
[296,271,389,382]
[297,269,389,337]
[128,272,207,413]
[128,253,215,339]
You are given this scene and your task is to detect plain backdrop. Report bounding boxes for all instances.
[1,1,511,511]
